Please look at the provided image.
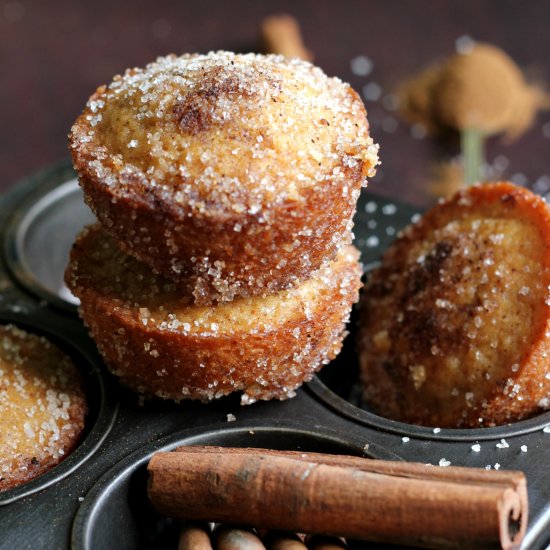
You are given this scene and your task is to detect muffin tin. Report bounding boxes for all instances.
[0,160,548,550]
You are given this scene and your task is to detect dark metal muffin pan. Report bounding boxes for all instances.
[0,160,548,550]
[72,425,399,550]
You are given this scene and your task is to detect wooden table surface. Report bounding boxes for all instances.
[1,0,550,207]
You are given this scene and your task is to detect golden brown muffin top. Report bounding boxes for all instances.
[70,52,379,215]
[0,325,87,490]
[67,224,361,336]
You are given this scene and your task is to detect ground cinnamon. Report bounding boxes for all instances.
[148,446,528,550]
[399,42,550,140]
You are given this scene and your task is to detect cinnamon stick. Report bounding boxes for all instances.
[147,446,527,550]
[263,531,307,550]
[261,14,313,61]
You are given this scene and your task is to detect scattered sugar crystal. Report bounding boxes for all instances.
[366,236,380,248]
[520,445,527,452]
[411,123,427,139]
[350,55,373,76]
[381,203,397,215]
[519,286,530,296]
[438,458,451,467]
[542,425,550,433]
[363,82,382,101]
[78,497,84,502]
[363,443,370,452]
[128,140,138,148]
[365,201,378,213]
[496,438,509,449]
[511,173,528,186]
[241,394,257,405]
[471,444,481,452]
[433,427,441,434]
[226,413,236,422]
[455,35,476,54]
[494,463,501,470]
[401,436,410,443]
[534,175,550,194]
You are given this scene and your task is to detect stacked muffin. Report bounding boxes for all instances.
[66,52,379,404]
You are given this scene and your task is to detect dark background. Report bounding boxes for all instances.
[1,0,550,206]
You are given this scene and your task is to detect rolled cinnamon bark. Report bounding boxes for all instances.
[147,447,527,550]
[261,14,313,61]
[178,522,213,550]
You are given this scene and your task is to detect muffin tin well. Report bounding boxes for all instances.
[0,311,118,505]
[4,174,95,312]
[0,160,548,550]
[72,425,398,550]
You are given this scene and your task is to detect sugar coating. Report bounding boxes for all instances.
[65,225,363,403]
[0,325,87,492]
[72,51,378,203]
[358,183,550,428]
[70,51,379,304]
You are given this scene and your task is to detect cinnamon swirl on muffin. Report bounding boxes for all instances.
[358,182,550,428]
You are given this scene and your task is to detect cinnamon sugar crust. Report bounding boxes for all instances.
[65,224,362,403]
[69,51,378,304]
[358,182,550,428]
[0,325,87,492]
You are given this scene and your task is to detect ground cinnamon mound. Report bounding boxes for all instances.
[358,182,550,428]
[399,43,550,140]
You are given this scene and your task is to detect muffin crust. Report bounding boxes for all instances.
[70,51,378,303]
[0,325,87,492]
[358,182,550,428]
[66,224,362,403]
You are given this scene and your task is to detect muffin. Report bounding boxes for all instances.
[69,51,378,304]
[0,324,87,492]
[65,224,362,403]
[358,182,550,428]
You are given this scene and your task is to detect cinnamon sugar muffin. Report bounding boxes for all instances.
[69,51,378,304]
[0,325,87,492]
[65,224,362,403]
[358,182,550,428]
